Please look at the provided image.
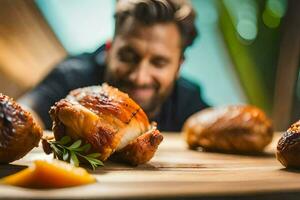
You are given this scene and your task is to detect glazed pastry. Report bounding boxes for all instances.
[0,94,42,163]
[182,105,273,154]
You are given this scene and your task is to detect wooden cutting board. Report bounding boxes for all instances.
[0,132,300,200]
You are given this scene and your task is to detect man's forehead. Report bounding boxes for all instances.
[117,20,181,48]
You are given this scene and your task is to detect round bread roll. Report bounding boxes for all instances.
[0,94,42,163]
[277,120,300,168]
[182,105,273,154]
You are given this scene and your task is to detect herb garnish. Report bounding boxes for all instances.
[48,136,104,170]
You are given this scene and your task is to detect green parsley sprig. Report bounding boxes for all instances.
[48,136,104,170]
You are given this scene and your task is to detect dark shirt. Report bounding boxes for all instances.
[19,44,209,131]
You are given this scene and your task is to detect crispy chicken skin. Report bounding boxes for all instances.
[112,125,163,165]
[277,120,300,168]
[49,84,163,165]
[0,94,42,163]
[182,105,273,154]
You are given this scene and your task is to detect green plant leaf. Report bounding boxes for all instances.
[86,157,104,166]
[86,153,101,158]
[74,143,91,152]
[63,151,69,161]
[47,138,104,170]
[68,140,82,150]
[70,151,79,167]
[50,144,62,156]
[59,136,71,145]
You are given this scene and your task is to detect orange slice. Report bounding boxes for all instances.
[0,160,96,188]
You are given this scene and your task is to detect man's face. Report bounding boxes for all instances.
[105,22,182,117]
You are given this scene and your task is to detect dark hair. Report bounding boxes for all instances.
[114,0,198,53]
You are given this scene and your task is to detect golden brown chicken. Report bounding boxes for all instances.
[277,120,300,168]
[182,105,273,154]
[0,94,42,163]
[48,83,163,165]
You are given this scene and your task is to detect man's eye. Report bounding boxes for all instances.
[118,50,139,64]
[151,58,168,68]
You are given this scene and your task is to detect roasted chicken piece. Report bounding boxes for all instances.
[277,120,300,168]
[0,94,42,163]
[49,84,163,165]
[182,105,273,154]
[111,126,162,165]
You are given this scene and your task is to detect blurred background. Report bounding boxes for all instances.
[0,0,299,130]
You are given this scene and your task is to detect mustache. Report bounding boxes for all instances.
[111,78,159,90]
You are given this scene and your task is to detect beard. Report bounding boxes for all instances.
[104,69,175,118]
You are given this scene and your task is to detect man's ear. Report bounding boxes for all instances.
[105,40,112,51]
[104,40,113,62]
[176,56,185,78]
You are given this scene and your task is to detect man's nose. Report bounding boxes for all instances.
[128,60,152,86]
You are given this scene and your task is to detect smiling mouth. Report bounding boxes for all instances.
[129,88,155,98]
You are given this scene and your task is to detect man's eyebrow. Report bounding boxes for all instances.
[119,45,135,51]
[152,55,171,63]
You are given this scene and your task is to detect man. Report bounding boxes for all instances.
[19,0,209,131]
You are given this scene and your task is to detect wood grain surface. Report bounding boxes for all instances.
[0,132,300,200]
